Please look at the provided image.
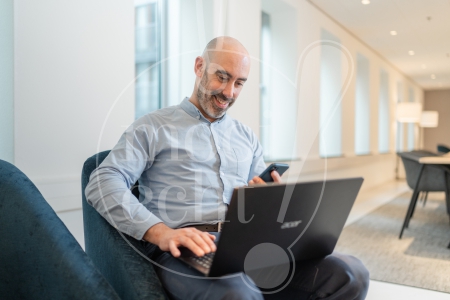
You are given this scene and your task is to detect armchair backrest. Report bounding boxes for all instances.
[0,159,119,299]
[398,151,447,191]
[437,144,450,154]
[81,151,167,300]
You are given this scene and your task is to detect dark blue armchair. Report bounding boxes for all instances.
[0,159,120,299]
[81,151,167,300]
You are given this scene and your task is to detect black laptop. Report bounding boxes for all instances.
[178,177,363,278]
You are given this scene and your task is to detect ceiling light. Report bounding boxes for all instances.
[408,51,415,55]
[361,0,370,4]
[390,31,397,36]
[421,64,427,69]
[431,74,436,79]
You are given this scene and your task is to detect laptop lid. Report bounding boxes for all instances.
[208,177,363,277]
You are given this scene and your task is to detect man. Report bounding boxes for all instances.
[86,36,369,299]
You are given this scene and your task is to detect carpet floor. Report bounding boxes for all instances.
[335,192,450,293]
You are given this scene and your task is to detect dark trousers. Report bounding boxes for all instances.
[142,236,369,300]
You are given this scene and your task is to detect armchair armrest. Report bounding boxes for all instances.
[81,151,167,300]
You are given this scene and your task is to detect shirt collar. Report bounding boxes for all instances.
[180,97,228,124]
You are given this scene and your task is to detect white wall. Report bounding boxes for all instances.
[225,0,262,137]
[223,0,424,192]
[14,0,135,211]
[11,0,425,213]
[262,0,299,160]
[0,0,14,164]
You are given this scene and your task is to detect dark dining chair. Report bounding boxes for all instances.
[437,144,450,154]
[398,151,450,249]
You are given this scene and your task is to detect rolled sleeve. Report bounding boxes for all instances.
[85,121,161,240]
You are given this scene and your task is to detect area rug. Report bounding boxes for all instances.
[335,192,450,293]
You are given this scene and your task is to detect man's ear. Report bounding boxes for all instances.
[194,56,205,78]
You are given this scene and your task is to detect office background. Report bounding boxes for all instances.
[1,0,449,216]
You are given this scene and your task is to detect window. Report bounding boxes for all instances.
[407,88,416,151]
[354,54,370,155]
[260,11,271,159]
[319,29,342,158]
[135,1,161,119]
[134,0,216,118]
[396,81,404,152]
[260,0,298,161]
[378,69,390,153]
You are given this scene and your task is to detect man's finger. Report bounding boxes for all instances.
[250,176,266,185]
[271,170,282,183]
[169,240,181,257]
[180,236,205,257]
[200,232,217,252]
[190,232,212,253]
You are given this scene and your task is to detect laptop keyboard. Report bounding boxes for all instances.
[190,252,215,269]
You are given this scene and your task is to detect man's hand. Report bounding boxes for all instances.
[143,223,216,257]
[248,170,282,185]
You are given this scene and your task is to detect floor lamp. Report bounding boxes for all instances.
[395,102,422,179]
[420,111,439,149]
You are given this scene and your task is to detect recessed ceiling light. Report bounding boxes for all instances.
[431,74,436,79]
[408,51,415,55]
[421,64,427,69]
[362,0,370,4]
[390,31,397,36]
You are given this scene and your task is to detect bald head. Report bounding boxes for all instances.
[189,37,251,122]
[202,36,250,64]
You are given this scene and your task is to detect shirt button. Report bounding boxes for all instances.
[217,146,221,150]
[220,172,224,176]
[197,116,200,119]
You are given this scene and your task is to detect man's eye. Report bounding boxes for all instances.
[218,76,228,82]
[237,82,244,86]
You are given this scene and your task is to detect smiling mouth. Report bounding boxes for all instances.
[213,95,229,109]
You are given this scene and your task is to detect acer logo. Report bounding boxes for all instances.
[280,220,302,229]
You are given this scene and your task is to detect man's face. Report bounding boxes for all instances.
[196,52,250,121]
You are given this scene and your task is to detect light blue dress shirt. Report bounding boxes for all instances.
[85,98,266,240]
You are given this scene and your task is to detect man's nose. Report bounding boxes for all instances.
[222,82,235,99]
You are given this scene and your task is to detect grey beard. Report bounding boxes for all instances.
[197,88,224,119]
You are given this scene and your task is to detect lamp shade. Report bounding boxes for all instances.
[396,102,422,123]
[420,111,439,127]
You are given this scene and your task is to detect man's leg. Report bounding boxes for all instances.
[142,235,368,300]
[142,241,263,300]
[264,252,369,300]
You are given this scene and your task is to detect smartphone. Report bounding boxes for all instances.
[258,163,289,182]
